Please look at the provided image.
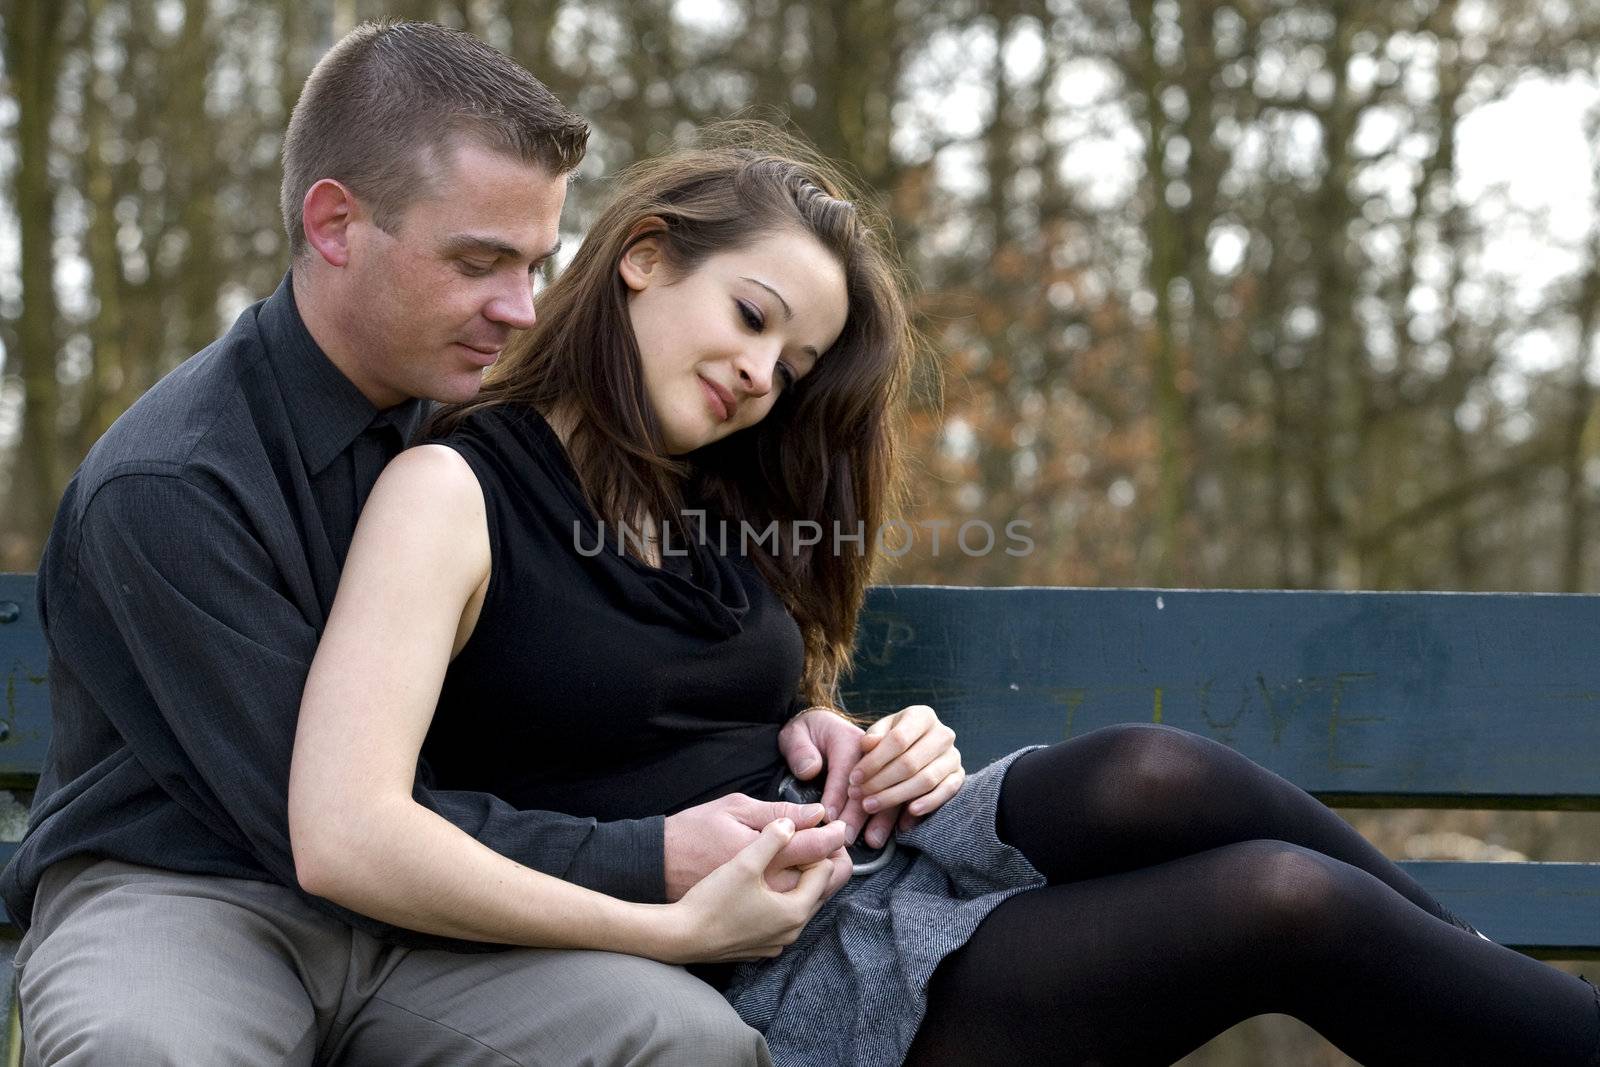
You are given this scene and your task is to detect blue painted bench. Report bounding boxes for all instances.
[841,585,1600,958]
[0,575,1596,1058]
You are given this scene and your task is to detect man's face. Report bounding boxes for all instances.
[339,140,567,408]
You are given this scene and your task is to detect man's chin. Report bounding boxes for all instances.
[424,370,489,406]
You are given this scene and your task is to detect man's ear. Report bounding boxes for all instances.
[302,178,360,268]
[618,216,670,293]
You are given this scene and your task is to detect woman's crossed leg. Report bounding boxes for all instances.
[906,725,1600,1066]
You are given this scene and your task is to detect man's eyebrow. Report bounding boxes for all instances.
[742,276,794,321]
[444,234,561,264]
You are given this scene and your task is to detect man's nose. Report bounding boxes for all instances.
[486,275,537,330]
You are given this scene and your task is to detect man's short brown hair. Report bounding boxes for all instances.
[280,20,588,257]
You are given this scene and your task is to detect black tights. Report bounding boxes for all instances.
[904,724,1600,1066]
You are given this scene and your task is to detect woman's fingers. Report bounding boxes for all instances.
[857,730,958,807]
[763,866,800,892]
[824,847,851,896]
[766,821,849,890]
[853,707,952,785]
[862,808,898,849]
[890,766,968,840]
[907,767,966,818]
[861,748,963,812]
[835,792,870,843]
[738,818,796,875]
[790,855,835,906]
[685,821,839,963]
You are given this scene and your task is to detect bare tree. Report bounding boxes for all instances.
[4,0,71,558]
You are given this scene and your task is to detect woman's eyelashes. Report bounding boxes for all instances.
[736,299,799,388]
[736,298,766,333]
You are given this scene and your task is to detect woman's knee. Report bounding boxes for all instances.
[1224,840,1374,949]
[1000,724,1224,851]
[1070,723,1227,815]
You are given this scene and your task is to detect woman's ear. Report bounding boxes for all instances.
[618,217,669,292]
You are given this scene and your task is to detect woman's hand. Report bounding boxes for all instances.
[663,819,837,963]
[849,704,965,847]
[780,704,966,849]
[662,793,851,900]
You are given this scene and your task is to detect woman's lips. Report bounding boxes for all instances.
[699,375,732,421]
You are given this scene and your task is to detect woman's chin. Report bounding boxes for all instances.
[661,417,718,455]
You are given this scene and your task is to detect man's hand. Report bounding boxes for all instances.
[778,706,872,836]
[782,704,966,850]
[662,793,851,902]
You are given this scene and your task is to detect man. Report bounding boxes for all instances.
[1,22,843,1064]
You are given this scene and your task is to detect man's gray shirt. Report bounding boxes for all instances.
[0,274,665,940]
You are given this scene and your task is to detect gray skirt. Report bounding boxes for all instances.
[724,747,1047,1067]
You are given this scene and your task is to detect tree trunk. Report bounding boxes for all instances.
[1306,5,1359,586]
[177,0,221,357]
[1561,218,1599,591]
[1129,0,1186,584]
[4,0,69,553]
[81,0,130,449]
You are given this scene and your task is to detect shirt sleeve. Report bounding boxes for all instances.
[69,471,666,909]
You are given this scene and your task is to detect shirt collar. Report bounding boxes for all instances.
[258,272,427,474]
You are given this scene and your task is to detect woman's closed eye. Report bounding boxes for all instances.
[736,299,799,388]
[736,298,766,333]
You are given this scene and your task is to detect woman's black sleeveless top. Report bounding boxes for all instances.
[422,405,800,819]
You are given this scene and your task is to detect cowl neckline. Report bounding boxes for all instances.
[512,405,756,640]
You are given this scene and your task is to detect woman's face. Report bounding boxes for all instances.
[620,226,849,455]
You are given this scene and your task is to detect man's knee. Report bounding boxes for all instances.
[556,952,769,1066]
[26,1005,199,1067]
[356,945,770,1067]
[631,974,770,1066]
[17,869,323,1067]
[21,967,318,1067]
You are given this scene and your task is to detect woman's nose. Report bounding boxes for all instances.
[735,345,780,397]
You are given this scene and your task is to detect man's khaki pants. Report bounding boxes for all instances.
[15,855,770,1066]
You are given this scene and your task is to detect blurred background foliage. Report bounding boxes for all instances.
[2,2,1599,1061]
[4,0,1600,593]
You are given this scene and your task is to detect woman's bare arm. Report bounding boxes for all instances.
[288,443,828,962]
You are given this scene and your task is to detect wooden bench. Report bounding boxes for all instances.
[0,574,1596,1059]
[841,585,1600,958]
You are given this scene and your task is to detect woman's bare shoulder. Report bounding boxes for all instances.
[367,443,484,514]
[349,444,489,580]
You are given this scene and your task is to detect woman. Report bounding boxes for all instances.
[289,124,1600,1066]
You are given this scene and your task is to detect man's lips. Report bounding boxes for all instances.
[456,342,504,367]
[700,375,735,421]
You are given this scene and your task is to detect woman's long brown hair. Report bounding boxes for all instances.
[430,121,935,709]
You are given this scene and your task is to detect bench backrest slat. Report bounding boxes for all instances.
[1404,860,1600,955]
[842,586,1600,807]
